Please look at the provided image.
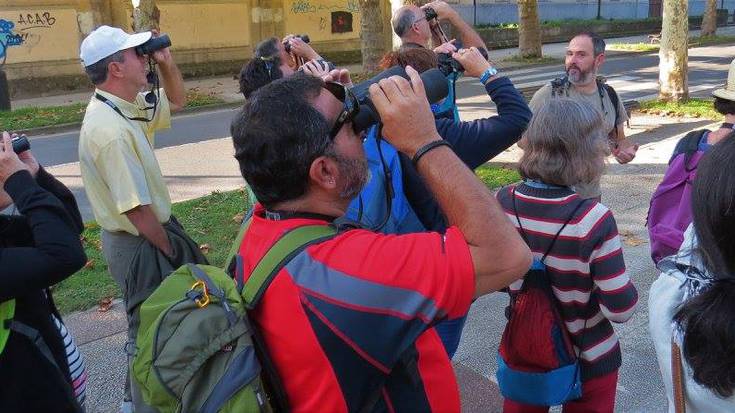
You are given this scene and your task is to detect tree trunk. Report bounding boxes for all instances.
[360,0,387,73]
[659,0,689,101]
[701,0,717,37]
[132,0,160,32]
[517,0,542,58]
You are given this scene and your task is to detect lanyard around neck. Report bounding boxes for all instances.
[95,93,155,122]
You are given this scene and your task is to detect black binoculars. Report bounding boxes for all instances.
[424,7,438,21]
[284,34,310,53]
[11,135,30,154]
[135,34,172,56]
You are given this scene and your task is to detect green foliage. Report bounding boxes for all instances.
[607,42,660,52]
[0,104,87,131]
[184,90,227,107]
[638,98,720,121]
[1,91,225,131]
[53,188,251,314]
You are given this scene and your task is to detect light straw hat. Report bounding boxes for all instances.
[713,58,735,101]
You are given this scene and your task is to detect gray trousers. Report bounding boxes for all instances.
[101,230,159,413]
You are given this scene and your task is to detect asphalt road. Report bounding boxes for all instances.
[33,43,735,168]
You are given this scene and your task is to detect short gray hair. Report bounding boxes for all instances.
[85,50,126,85]
[518,98,608,187]
[575,31,606,57]
[393,7,418,38]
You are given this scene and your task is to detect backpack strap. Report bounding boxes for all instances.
[550,76,569,98]
[511,186,588,263]
[6,318,83,412]
[671,339,687,413]
[186,264,239,326]
[602,83,621,128]
[242,224,339,309]
[0,299,15,353]
[671,129,709,168]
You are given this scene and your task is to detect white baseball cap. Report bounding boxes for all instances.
[80,25,152,67]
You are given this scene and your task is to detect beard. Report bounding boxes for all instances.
[334,154,368,200]
[566,63,594,85]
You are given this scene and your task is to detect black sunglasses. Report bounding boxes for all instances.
[323,81,360,140]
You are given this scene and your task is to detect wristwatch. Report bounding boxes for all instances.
[480,66,498,85]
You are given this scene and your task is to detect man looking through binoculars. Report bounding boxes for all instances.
[77,25,208,413]
[392,0,487,55]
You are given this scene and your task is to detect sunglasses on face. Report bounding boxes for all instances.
[323,81,360,140]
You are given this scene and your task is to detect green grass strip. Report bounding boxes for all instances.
[1,91,226,131]
[638,97,721,121]
[52,165,521,314]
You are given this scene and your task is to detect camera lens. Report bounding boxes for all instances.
[11,135,30,154]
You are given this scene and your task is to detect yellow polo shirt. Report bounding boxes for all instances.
[79,89,172,235]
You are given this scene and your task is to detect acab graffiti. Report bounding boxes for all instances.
[290,0,360,15]
[0,19,24,62]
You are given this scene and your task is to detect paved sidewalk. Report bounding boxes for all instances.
[14,26,735,112]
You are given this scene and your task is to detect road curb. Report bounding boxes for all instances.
[19,100,245,137]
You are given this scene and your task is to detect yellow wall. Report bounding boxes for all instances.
[284,0,361,42]
[159,1,251,49]
[0,7,81,64]
[0,0,388,90]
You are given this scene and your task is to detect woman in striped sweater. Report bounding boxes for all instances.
[496,98,638,413]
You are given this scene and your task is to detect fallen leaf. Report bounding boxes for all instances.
[619,230,647,247]
[232,212,245,223]
[97,297,113,313]
[200,243,211,254]
[84,259,95,269]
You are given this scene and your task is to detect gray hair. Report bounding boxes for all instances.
[575,31,606,57]
[393,7,418,38]
[518,98,608,187]
[85,50,126,85]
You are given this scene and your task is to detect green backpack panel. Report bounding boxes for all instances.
[132,216,339,413]
[132,263,268,413]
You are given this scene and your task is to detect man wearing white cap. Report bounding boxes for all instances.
[78,25,206,413]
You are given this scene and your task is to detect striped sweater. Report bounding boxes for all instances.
[496,183,638,381]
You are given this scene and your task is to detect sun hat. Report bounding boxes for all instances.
[713,58,735,101]
[80,25,151,67]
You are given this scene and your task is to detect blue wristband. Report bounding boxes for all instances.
[479,66,498,85]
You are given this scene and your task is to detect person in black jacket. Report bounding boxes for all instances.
[0,131,87,413]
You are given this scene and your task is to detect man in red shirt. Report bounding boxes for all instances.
[230,66,531,412]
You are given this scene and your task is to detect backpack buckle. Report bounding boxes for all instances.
[189,280,210,308]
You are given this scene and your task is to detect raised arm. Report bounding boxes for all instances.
[423,1,487,51]
[370,67,531,296]
[0,134,86,301]
[438,48,531,169]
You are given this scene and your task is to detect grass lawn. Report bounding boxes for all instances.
[638,98,720,121]
[53,165,520,314]
[497,54,563,68]
[607,34,735,53]
[607,42,659,52]
[1,90,226,131]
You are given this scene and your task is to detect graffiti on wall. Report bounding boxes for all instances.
[290,0,360,15]
[0,11,60,63]
[0,19,24,63]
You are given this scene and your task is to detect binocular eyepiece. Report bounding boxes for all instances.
[284,34,311,53]
[135,34,171,56]
[11,135,30,154]
[424,7,438,21]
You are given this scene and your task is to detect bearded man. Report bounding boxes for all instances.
[529,32,638,200]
